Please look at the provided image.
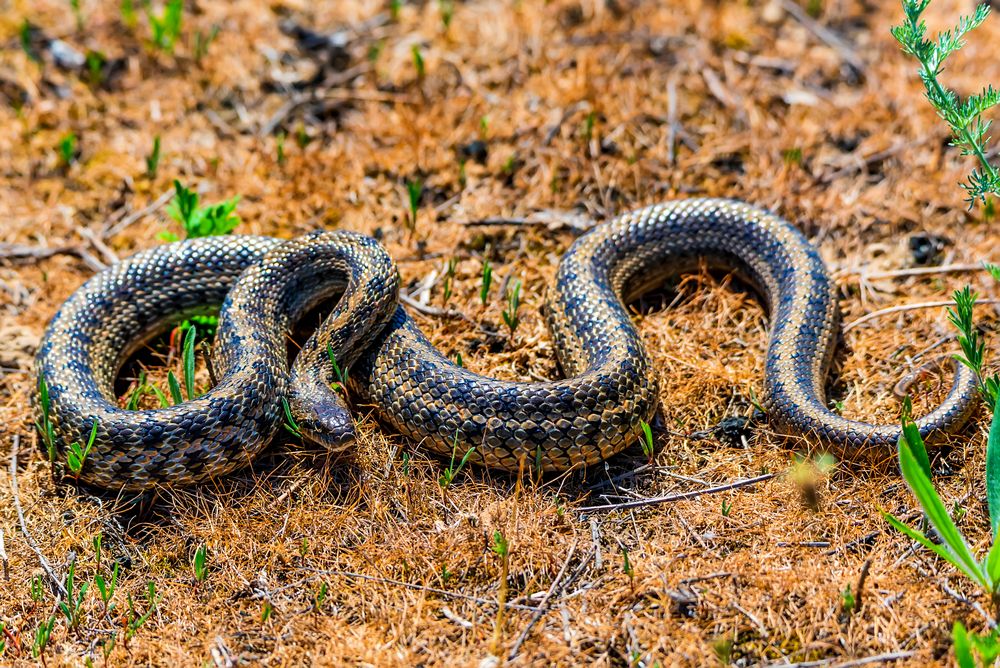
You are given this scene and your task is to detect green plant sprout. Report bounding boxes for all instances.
[162,180,241,241]
[892,0,1000,206]
[281,397,302,437]
[95,562,120,614]
[193,25,219,64]
[442,257,457,304]
[326,343,349,395]
[411,44,425,78]
[58,132,78,166]
[148,0,183,53]
[480,260,492,306]
[146,135,161,179]
[66,420,98,479]
[638,419,655,464]
[120,0,137,28]
[501,279,521,335]
[406,179,422,230]
[439,431,475,489]
[439,0,454,29]
[59,561,89,629]
[36,376,56,462]
[192,544,208,584]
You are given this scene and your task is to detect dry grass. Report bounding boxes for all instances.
[1,0,1000,665]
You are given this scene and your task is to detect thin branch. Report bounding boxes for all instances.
[775,651,914,667]
[841,262,991,282]
[779,0,866,74]
[9,435,67,598]
[577,472,778,513]
[0,242,106,272]
[399,293,464,318]
[0,527,8,580]
[103,188,173,239]
[843,299,1000,332]
[508,541,580,660]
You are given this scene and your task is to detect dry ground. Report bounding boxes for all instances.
[1,0,1000,665]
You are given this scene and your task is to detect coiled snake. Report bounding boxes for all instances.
[35,198,980,490]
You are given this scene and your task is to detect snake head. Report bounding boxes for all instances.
[285,388,356,454]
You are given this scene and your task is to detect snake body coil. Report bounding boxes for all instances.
[35,199,980,490]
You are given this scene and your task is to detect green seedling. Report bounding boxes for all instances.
[439,0,454,29]
[58,133,78,166]
[638,420,655,464]
[282,397,302,437]
[192,544,208,584]
[411,44,425,78]
[32,616,55,661]
[121,0,137,28]
[442,257,457,304]
[439,431,475,489]
[146,135,161,179]
[193,25,219,64]
[884,416,1000,618]
[94,562,120,614]
[59,561,89,630]
[325,343,348,395]
[66,420,98,479]
[406,179,422,230]
[148,0,183,53]
[163,180,241,240]
[502,279,522,335]
[480,260,492,306]
[36,376,56,462]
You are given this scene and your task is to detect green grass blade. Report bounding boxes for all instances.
[953,621,976,668]
[987,405,1000,539]
[898,439,987,588]
[883,512,983,584]
[900,421,933,481]
[167,372,183,405]
[183,325,196,400]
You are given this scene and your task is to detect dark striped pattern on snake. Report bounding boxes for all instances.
[34,199,979,490]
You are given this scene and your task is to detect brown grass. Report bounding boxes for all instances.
[1,0,1000,665]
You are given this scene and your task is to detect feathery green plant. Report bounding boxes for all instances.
[891,0,1000,206]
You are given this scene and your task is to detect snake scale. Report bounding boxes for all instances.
[34,198,980,491]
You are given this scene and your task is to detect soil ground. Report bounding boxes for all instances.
[1,0,1000,665]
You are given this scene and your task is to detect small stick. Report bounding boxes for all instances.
[399,292,463,318]
[507,541,579,660]
[0,527,8,580]
[783,650,914,667]
[78,226,120,266]
[843,299,1000,332]
[9,436,68,598]
[577,472,778,513]
[842,262,989,282]
[779,0,865,74]
[103,188,173,238]
[854,558,872,614]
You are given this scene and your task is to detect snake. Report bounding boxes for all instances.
[34,198,980,491]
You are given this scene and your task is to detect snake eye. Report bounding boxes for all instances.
[287,391,356,452]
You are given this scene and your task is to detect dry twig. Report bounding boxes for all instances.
[9,435,67,598]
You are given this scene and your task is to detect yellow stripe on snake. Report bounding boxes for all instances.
[34,199,979,490]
